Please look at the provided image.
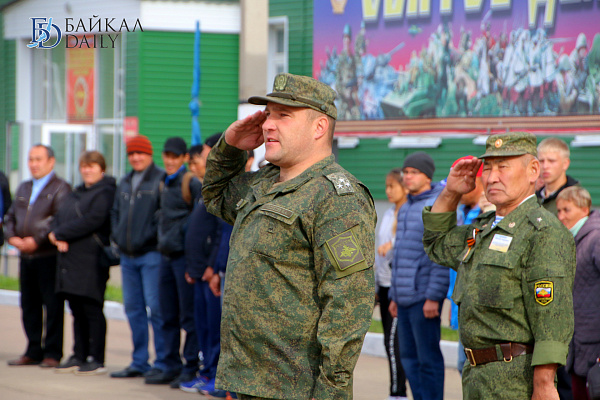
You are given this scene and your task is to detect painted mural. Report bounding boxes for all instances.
[314,0,600,121]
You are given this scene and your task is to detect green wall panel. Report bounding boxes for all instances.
[0,12,16,171]
[270,0,313,77]
[337,136,600,206]
[337,138,481,199]
[132,31,239,166]
[125,31,140,118]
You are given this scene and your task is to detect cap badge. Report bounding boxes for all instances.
[274,74,287,91]
[494,139,503,148]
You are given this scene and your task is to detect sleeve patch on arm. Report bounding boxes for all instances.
[534,280,553,305]
[325,229,368,278]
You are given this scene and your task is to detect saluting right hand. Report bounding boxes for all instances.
[224,110,267,151]
[445,157,483,195]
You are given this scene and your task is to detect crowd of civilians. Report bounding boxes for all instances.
[0,134,598,399]
[0,133,247,399]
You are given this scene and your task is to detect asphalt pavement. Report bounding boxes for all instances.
[0,256,463,400]
[0,302,463,400]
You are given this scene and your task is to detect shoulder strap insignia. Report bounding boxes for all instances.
[325,172,355,195]
[528,210,550,230]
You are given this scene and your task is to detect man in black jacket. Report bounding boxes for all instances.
[4,144,71,368]
[110,135,170,379]
[145,137,202,387]
[0,169,12,246]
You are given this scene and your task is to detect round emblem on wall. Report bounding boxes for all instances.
[494,139,503,148]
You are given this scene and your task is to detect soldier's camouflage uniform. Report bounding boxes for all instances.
[421,132,576,399]
[202,137,376,400]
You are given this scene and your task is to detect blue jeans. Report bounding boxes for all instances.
[120,251,168,372]
[193,280,221,379]
[159,254,199,374]
[397,300,445,400]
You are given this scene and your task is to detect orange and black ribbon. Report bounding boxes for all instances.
[462,228,481,262]
[466,228,481,248]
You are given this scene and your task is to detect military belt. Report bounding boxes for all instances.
[464,343,534,367]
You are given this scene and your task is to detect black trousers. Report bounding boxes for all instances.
[19,255,64,361]
[378,286,407,397]
[557,365,573,400]
[65,294,106,363]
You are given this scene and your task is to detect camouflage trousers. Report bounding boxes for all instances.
[237,395,277,400]
[462,353,537,399]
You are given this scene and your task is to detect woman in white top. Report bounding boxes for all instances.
[375,168,408,400]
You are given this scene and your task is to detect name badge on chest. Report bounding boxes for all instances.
[489,234,513,253]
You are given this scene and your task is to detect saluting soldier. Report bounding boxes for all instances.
[421,131,575,400]
[202,73,376,400]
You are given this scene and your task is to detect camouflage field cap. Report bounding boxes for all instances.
[248,73,338,120]
[479,131,538,159]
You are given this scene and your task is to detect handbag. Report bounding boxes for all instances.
[74,202,120,267]
[93,234,121,267]
[589,358,600,400]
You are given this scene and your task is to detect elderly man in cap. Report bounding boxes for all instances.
[202,73,376,399]
[110,135,169,379]
[422,131,575,399]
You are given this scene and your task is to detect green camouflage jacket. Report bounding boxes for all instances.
[422,196,575,367]
[202,136,376,400]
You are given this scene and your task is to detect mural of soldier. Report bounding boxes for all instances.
[335,24,361,120]
[556,55,578,114]
[571,33,594,113]
[314,3,600,120]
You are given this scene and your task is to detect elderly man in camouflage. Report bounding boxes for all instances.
[202,73,376,400]
[421,131,575,400]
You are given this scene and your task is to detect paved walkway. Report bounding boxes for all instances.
[0,302,463,400]
[0,258,464,399]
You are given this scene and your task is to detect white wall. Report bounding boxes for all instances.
[3,0,140,39]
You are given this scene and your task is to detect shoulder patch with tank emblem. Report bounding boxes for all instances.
[326,172,355,195]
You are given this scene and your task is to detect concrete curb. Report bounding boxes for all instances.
[0,289,458,368]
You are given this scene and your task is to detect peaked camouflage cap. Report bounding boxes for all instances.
[479,131,538,159]
[248,73,338,120]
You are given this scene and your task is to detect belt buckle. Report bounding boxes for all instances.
[465,348,476,366]
[501,343,513,362]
